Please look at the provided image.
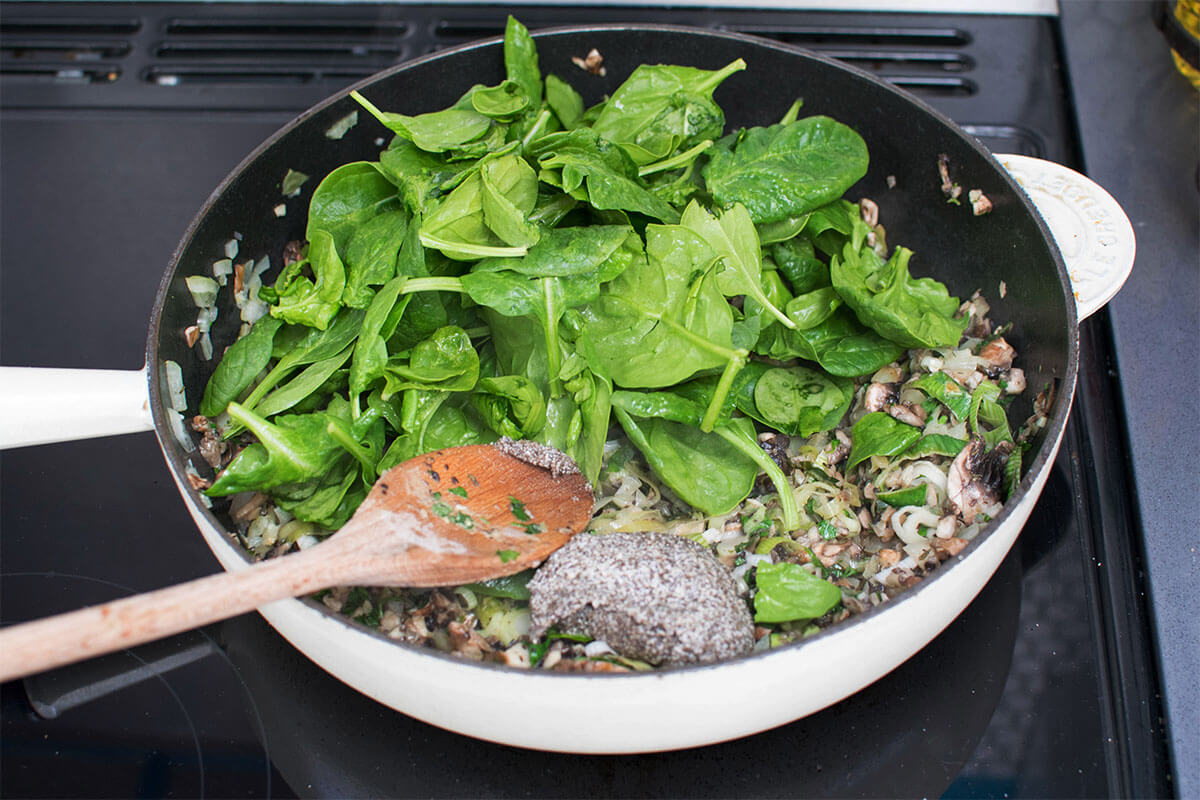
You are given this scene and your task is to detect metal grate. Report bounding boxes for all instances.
[0,17,136,83]
[148,16,409,86]
[729,24,977,96]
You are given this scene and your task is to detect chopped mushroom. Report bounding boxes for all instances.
[946,438,1013,524]
[572,48,606,76]
[978,336,1016,372]
[864,381,926,426]
[864,382,901,412]
[969,188,993,216]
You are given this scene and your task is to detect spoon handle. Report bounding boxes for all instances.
[0,545,334,683]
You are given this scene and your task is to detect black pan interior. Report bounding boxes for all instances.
[150,25,1074,608]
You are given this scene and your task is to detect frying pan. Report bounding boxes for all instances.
[0,25,1133,753]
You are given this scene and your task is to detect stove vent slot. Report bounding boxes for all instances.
[730,24,976,96]
[430,19,508,50]
[151,17,408,87]
[0,17,136,84]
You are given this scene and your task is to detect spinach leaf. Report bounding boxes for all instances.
[753,561,842,623]
[352,91,493,154]
[845,411,922,472]
[253,343,354,419]
[341,209,408,308]
[376,141,466,214]
[900,433,968,461]
[680,201,793,328]
[735,362,854,437]
[614,408,758,516]
[381,326,480,400]
[576,223,742,388]
[831,244,968,349]
[876,485,930,508]
[474,225,638,277]
[472,375,547,439]
[272,455,361,529]
[419,152,538,260]
[591,59,744,165]
[468,81,530,121]
[200,315,283,417]
[350,276,409,398]
[910,372,973,421]
[207,402,345,495]
[503,16,542,109]
[545,74,584,129]
[527,129,681,222]
[270,230,345,329]
[306,162,400,259]
[757,305,904,378]
[703,116,869,224]
[771,235,829,295]
[756,212,810,246]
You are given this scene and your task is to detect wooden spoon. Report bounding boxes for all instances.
[0,441,592,683]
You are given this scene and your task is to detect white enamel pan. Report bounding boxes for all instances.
[0,25,1133,753]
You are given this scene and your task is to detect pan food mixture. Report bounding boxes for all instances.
[182,19,1044,672]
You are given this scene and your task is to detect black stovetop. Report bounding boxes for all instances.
[1,4,1191,798]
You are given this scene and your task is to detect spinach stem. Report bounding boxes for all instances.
[349,90,390,128]
[697,58,747,93]
[638,140,713,177]
[714,424,801,532]
[418,231,528,259]
[521,109,553,150]
[700,353,746,432]
[400,276,466,295]
[541,277,563,398]
[326,420,379,481]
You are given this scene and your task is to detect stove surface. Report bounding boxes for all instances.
[1,3,1186,797]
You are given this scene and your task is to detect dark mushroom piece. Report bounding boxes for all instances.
[946,438,1014,524]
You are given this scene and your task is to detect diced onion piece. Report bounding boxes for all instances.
[197,331,213,361]
[325,109,358,140]
[166,408,195,453]
[161,360,187,412]
[212,258,233,285]
[273,204,287,217]
[224,238,239,259]
[583,640,615,658]
[195,305,218,334]
[185,275,219,308]
[241,297,269,324]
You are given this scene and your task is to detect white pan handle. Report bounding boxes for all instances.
[995,153,1136,320]
[0,366,153,449]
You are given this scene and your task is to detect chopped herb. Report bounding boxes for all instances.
[817,519,839,540]
[496,549,519,563]
[509,496,532,521]
[449,486,468,498]
[431,500,452,517]
[450,511,474,528]
[517,521,544,535]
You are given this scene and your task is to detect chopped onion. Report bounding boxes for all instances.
[583,640,615,658]
[223,238,239,260]
[212,258,233,285]
[161,360,187,412]
[166,408,195,453]
[195,305,218,334]
[325,109,359,140]
[197,331,213,361]
[185,275,219,308]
